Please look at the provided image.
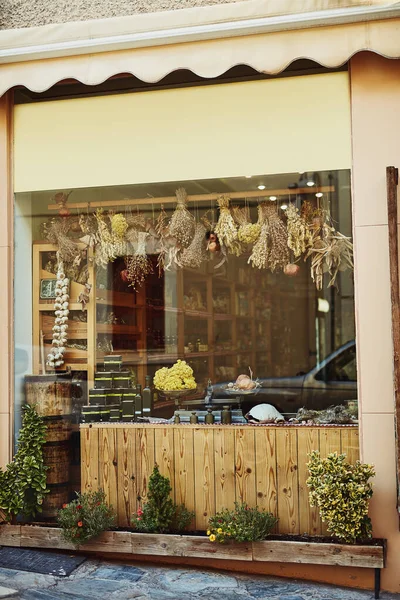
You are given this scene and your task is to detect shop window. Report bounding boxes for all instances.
[13,169,355,514]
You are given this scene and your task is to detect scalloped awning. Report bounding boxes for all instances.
[0,0,400,96]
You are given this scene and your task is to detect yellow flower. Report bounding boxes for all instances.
[209,534,216,542]
[206,530,211,536]
[217,528,223,534]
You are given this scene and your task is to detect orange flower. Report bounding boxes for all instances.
[62,504,68,509]
[77,521,83,527]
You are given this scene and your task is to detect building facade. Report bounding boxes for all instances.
[0,0,400,594]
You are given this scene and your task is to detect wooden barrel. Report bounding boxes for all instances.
[25,374,72,417]
[43,442,70,485]
[44,418,71,443]
[41,484,70,519]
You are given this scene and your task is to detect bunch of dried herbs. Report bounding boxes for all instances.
[215,195,242,256]
[263,203,289,272]
[125,231,153,289]
[169,188,195,248]
[233,205,261,245]
[43,217,81,266]
[110,212,128,257]
[248,204,269,269]
[305,213,353,290]
[179,222,207,268]
[286,203,313,258]
[94,209,116,266]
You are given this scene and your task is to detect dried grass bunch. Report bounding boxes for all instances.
[263,203,289,272]
[94,209,116,266]
[233,206,261,245]
[179,222,207,269]
[248,204,269,269]
[110,212,128,257]
[124,231,153,290]
[169,188,195,248]
[305,211,353,290]
[286,204,313,258]
[44,218,81,266]
[215,195,242,256]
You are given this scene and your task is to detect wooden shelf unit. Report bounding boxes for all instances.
[33,244,273,392]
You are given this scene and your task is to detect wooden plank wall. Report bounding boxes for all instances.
[81,425,359,534]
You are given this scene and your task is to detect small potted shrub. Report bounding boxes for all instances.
[307,450,375,543]
[58,489,116,547]
[0,404,48,522]
[207,502,278,543]
[132,465,194,533]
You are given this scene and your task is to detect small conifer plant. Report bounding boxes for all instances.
[132,464,194,533]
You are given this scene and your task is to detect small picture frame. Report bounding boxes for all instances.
[40,279,57,299]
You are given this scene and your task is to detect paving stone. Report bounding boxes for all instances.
[21,591,86,600]
[246,582,293,598]
[90,565,144,583]
[162,570,238,593]
[0,586,19,598]
[56,579,128,598]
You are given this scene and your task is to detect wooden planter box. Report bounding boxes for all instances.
[0,525,385,597]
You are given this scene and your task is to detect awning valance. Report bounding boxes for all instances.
[0,0,400,96]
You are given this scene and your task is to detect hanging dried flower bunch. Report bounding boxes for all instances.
[179,222,207,269]
[263,203,289,272]
[110,212,128,257]
[169,188,195,248]
[124,232,153,290]
[79,214,97,247]
[126,212,147,231]
[305,212,353,290]
[215,195,242,256]
[94,209,116,266]
[286,204,313,258]
[154,205,173,275]
[248,204,269,269]
[233,205,261,245]
[44,218,81,266]
[46,261,69,369]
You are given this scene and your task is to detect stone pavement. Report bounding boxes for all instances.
[0,559,398,600]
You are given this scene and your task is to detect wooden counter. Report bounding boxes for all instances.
[80,423,359,534]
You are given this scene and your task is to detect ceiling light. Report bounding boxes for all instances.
[258,185,266,190]
[307,181,315,187]
[280,204,288,211]
[315,192,323,198]
[245,175,252,179]
[269,196,277,201]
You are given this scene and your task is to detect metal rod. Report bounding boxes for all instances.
[374,567,381,599]
[47,186,334,211]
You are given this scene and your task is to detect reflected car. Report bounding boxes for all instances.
[211,340,357,415]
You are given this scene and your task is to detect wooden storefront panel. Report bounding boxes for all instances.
[81,424,359,533]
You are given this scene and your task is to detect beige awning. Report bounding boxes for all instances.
[0,0,400,96]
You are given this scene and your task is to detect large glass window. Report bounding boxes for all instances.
[13,168,355,516]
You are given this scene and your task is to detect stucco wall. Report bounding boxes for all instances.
[0,0,392,30]
[350,51,400,594]
[0,0,247,30]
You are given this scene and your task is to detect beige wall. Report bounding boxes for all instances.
[0,94,13,469]
[350,52,400,594]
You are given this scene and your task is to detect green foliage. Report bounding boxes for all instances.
[307,451,375,543]
[131,464,194,533]
[207,502,278,543]
[58,489,116,547]
[0,404,48,520]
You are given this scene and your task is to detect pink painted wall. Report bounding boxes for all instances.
[350,51,400,594]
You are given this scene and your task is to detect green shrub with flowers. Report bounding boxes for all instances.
[132,464,194,533]
[207,503,278,543]
[307,451,375,543]
[58,489,116,547]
